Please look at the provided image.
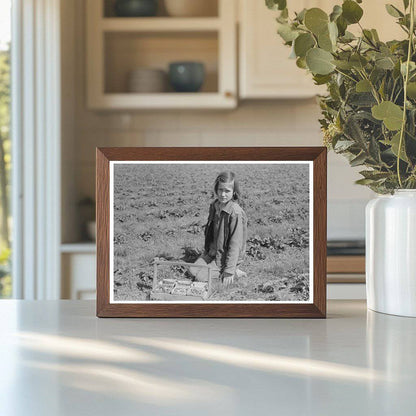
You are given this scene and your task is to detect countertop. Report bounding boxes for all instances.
[0,300,415,415]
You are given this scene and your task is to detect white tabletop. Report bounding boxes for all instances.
[0,300,415,416]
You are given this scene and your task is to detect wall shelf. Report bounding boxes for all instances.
[61,243,96,254]
[86,0,236,109]
[100,17,221,32]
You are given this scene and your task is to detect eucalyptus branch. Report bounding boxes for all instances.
[397,0,415,187]
[267,0,416,192]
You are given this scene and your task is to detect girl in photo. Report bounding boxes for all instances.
[193,171,248,286]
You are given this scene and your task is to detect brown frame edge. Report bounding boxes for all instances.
[96,147,327,318]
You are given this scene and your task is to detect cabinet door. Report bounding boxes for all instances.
[239,0,321,99]
[239,0,404,99]
[359,0,404,41]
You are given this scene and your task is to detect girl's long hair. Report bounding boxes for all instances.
[214,171,241,203]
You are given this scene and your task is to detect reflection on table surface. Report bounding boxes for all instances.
[0,300,415,416]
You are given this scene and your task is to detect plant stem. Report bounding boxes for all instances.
[390,79,397,101]
[334,68,357,83]
[397,0,415,188]
[358,22,378,49]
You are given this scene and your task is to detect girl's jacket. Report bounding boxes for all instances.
[204,200,247,275]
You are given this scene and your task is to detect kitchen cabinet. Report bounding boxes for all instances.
[86,0,237,109]
[61,244,96,300]
[238,0,405,99]
[239,0,325,99]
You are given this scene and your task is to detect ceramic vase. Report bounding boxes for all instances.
[366,190,416,317]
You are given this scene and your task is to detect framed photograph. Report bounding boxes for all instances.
[96,147,327,318]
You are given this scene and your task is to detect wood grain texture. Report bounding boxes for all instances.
[96,149,110,316]
[313,148,327,318]
[96,147,327,318]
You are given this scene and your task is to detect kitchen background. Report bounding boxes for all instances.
[60,0,400,300]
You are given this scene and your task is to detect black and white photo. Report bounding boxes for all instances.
[110,161,313,303]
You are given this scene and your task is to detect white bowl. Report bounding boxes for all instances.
[127,68,167,93]
[164,0,217,17]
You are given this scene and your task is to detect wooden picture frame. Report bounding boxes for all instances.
[96,147,327,318]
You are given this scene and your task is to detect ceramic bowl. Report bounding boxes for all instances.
[127,68,167,93]
[114,0,158,17]
[168,62,205,92]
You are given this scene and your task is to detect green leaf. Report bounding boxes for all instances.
[370,67,386,84]
[356,79,372,92]
[294,33,315,57]
[393,61,402,79]
[385,4,403,18]
[407,82,416,99]
[362,29,375,44]
[348,92,376,107]
[330,5,343,22]
[371,29,380,42]
[350,152,368,167]
[350,53,368,69]
[277,23,299,42]
[403,0,410,10]
[369,136,381,162]
[276,8,289,23]
[372,101,404,130]
[342,0,363,24]
[328,21,338,45]
[375,56,395,70]
[306,48,335,75]
[318,31,334,52]
[379,78,386,100]
[266,0,287,11]
[313,74,332,85]
[344,113,368,147]
[359,170,391,180]
[334,139,356,151]
[333,59,353,70]
[339,31,356,42]
[304,8,329,35]
[296,57,307,69]
[382,132,409,162]
[318,22,338,52]
[355,178,377,185]
[401,61,416,76]
[336,15,348,36]
[295,8,307,22]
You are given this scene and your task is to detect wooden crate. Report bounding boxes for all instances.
[150,259,213,301]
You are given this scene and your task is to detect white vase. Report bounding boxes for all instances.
[366,190,416,317]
